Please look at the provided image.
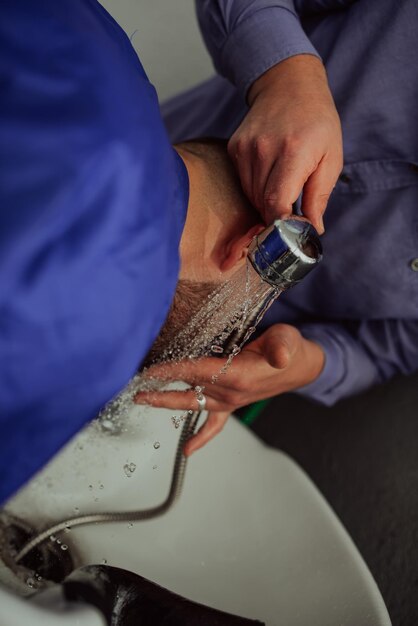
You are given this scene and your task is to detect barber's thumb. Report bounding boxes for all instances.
[257,324,297,370]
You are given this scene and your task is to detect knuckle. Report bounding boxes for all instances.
[220,389,233,405]
[231,137,247,158]
[223,388,241,406]
[275,347,290,369]
[229,373,247,394]
[263,193,281,210]
[280,134,302,159]
[253,135,271,160]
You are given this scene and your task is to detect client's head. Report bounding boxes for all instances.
[176,138,263,283]
[145,138,263,364]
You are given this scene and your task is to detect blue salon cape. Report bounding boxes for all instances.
[0,1,188,503]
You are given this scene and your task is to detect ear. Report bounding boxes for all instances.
[220,223,265,272]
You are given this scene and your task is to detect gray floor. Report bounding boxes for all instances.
[249,372,418,626]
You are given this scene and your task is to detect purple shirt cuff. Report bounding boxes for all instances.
[295,324,348,406]
[294,322,384,406]
[220,7,320,96]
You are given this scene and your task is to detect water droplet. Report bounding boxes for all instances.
[92,259,280,435]
[64,525,71,533]
[88,484,93,491]
[100,418,121,435]
[153,441,160,449]
[99,483,104,490]
[56,539,62,545]
[123,462,136,477]
[172,416,181,429]
[127,523,133,529]
[61,544,68,551]
[74,507,80,513]
[49,535,56,542]
[211,345,224,354]
[194,385,204,393]
[102,558,108,564]
[153,465,157,470]
[94,497,99,502]
[26,577,35,588]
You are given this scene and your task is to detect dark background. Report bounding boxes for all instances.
[246,371,418,626]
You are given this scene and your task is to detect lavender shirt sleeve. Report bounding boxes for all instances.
[296,320,418,406]
[195,0,320,96]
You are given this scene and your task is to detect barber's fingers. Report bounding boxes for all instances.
[138,326,297,405]
[300,152,342,233]
[141,356,221,388]
[228,134,302,223]
[262,149,316,226]
[248,324,296,370]
[134,388,228,412]
[228,136,253,206]
[134,384,232,455]
[134,386,231,455]
[233,135,280,216]
[183,411,230,456]
[250,141,280,215]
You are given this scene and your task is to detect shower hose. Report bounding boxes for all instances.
[15,410,201,564]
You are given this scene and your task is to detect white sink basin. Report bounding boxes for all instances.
[4,405,391,625]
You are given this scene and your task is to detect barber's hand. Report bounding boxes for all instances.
[228,55,343,233]
[134,324,324,456]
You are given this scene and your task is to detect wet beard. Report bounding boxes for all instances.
[142,279,218,368]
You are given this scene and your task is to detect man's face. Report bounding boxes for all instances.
[143,141,264,367]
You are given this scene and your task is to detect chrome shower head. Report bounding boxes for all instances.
[248,216,322,290]
[219,216,322,355]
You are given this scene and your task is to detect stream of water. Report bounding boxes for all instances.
[98,259,281,432]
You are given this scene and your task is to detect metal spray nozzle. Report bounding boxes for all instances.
[248,216,322,290]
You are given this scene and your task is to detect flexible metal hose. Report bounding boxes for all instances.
[15,219,322,567]
[15,410,201,564]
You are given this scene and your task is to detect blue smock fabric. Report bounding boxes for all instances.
[164,0,418,405]
[0,1,188,503]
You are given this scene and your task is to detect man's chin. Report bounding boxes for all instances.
[142,278,218,368]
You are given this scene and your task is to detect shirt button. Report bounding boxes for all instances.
[339,173,351,183]
[410,258,418,272]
